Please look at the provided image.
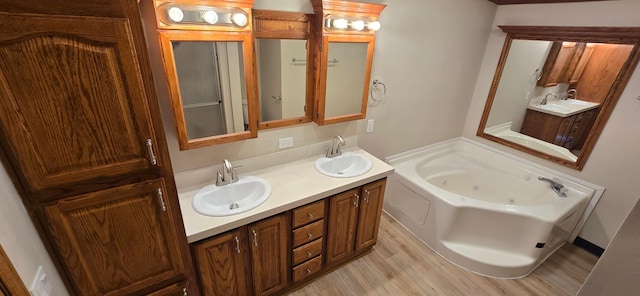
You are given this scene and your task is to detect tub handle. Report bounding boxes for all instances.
[364,189,370,203]
[354,194,360,207]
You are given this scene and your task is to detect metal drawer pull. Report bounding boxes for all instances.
[307,251,313,258]
[252,230,258,246]
[235,236,241,254]
[156,188,166,212]
[146,138,158,166]
[364,189,370,203]
[182,288,187,296]
[354,194,360,207]
[308,212,313,219]
[307,233,313,239]
[306,268,312,274]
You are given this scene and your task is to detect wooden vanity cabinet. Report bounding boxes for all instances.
[0,1,196,295]
[521,108,599,151]
[193,178,387,294]
[538,42,590,87]
[326,179,386,267]
[194,214,290,296]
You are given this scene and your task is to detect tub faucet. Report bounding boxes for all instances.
[538,176,567,197]
[216,159,239,186]
[326,135,345,158]
[540,92,557,105]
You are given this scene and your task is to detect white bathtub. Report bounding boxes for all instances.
[384,138,598,278]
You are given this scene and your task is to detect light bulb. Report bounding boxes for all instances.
[351,20,365,31]
[367,21,381,31]
[167,7,184,23]
[231,13,248,27]
[202,10,219,24]
[332,18,348,30]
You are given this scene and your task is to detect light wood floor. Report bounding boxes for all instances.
[288,212,599,296]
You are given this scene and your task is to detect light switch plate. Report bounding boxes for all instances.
[366,119,375,133]
[279,137,294,149]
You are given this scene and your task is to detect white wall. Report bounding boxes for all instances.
[359,0,497,158]
[463,0,640,248]
[0,166,68,295]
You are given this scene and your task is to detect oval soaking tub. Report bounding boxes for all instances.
[383,138,597,278]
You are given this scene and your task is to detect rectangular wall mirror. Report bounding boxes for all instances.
[477,26,640,170]
[158,30,258,150]
[253,10,313,130]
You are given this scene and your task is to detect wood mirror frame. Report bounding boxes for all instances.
[477,26,640,170]
[311,0,385,126]
[151,0,258,150]
[253,9,314,130]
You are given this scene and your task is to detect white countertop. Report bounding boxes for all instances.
[177,148,394,243]
[527,99,599,118]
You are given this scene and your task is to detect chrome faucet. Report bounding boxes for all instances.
[216,159,239,186]
[565,88,577,100]
[540,92,557,105]
[326,135,345,158]
[538,176,567,197]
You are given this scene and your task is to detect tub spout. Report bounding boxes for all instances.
[538,176,567,197]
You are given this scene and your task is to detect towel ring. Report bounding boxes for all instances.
[369,79,386,106]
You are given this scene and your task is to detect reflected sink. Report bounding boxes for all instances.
[562,99,590,106]
[192,176,271,217]
[315,152,373,178]
[539,103,570,113]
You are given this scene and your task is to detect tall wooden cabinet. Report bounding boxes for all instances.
[0,0,196,295]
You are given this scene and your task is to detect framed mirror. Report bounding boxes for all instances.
[477,26,640,170]
[157,30,258,150]
[311,0,385,126]
[253,10,314,129]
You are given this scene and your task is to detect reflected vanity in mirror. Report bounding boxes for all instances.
[478,26,640,170]
[151,0,258,150]
[253,10,314,129]
[311,0,385,125]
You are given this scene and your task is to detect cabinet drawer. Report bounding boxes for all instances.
[292,238,323,266]
[292,199,325,228]
[292,255,323,283]
[292,220,324,248]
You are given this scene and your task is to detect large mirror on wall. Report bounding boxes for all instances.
[253,10,313,130]
[477,26,640,170]
[158,31,258,150]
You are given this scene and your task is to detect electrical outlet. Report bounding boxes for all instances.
[278,137,294,149]
[30,266,52,296]
[366,119,375,133]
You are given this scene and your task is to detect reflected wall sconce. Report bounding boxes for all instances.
[155,2,250,29]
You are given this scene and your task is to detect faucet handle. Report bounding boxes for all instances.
[231,166,242,183]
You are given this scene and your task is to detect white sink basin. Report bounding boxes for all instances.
[315,152,373,178]
[192,176,271,217]
[539,103,570,113]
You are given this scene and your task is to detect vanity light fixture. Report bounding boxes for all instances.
[167,7,184,22]
[324,16,381,32]
[158,3,249,28]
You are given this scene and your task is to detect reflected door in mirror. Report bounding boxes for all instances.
[172,41,248,140]
[325,42,369,118]
[256,39,307,122]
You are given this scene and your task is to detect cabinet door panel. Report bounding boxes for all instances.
[355,179,387,251]
[193,229,252,296]
[326,188,359,266]
[43,179,185,296]
[248,214,289,296]
[0,14,157,195]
